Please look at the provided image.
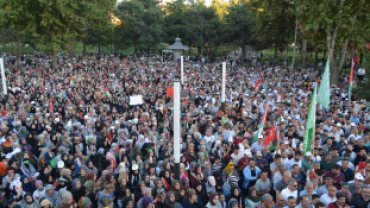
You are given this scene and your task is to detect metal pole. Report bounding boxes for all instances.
[290,11,299,81]
[221,62,226,102]
[0,58,7,95]
[181,56,184,85]
[173,81,181,180]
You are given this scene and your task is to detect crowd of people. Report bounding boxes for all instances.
[0,53,367,208]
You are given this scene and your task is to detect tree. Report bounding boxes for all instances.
[114,0,163,56]
[300,0,370,85]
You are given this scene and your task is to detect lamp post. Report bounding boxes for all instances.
[290,4,300,82]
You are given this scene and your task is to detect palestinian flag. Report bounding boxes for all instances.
[102,88,110,99]
[49,99,54,109]
[70,76,76,85]
[251,100,269,144]
[205,152,211,163]
[116,144,120,158]
[308,168,315,179]
[53,178,59,188]
[349,60,354,102]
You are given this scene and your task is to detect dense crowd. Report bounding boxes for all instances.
[0,53,367,208]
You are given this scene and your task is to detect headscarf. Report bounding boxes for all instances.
[213,171,223,192]
[45,184,60,206]
[142,196,152,208]
[247,187,259,203]
[99,170,110,190]
[62,191,73,205]
[230,186,241,202]
[85,172,95,195]
[121,196,133,208]
[161,169,172,187]
[18,126,29,139]
[21,175,35,193]
[164,191,175,208]
[73,178,81,190]
[170,179,182,202]
[205,176,216,194]
[225,162,235,175]
[194,181,207,204]
[191,163,204,180]
[78,196,92,208]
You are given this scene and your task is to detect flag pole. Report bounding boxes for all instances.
[174,81,181,180]
[221,62,226,103]
[181,56,184,85]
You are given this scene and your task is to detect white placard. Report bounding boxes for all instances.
[129,95,143,105]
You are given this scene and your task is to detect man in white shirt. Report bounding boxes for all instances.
[358,66,366,80]
[287,151,302,171]
[319,185,337,207]
[281,178,298,202]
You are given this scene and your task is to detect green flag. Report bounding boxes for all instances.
[303,86,317,155]
[251,100,269,144]
[317,58,330,108]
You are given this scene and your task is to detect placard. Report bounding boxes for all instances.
[129,95,143,105]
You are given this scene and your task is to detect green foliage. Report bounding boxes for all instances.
[114,0,163,55]
[354,75,370,101]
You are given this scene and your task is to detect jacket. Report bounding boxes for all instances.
[242,165,261,188]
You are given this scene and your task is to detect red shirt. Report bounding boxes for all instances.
[328,202,348,208]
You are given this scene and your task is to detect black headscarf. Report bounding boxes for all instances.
[194,181,208,205]
[213,171,223,192]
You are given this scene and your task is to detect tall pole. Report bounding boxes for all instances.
[290,6,300,82]
[181,56,184,85]
[0,58,7,95]
[221,62,226,102]
[173,81,181,180]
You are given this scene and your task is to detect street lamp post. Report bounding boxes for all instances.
[290,4,300,82]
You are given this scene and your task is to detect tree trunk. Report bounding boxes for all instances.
[82,38,87,57]
[52,50,57,70]
[274,44,278,60]
[314,50,319,70]
[328,34,348,86]
[359,51,364,67]
[3,40,6,54]
[200,16,204,56]
[284,45,288,64]
[68,39,74,61]
[301,39,307,69]
[322,49,327,62]
[14,29,21,69]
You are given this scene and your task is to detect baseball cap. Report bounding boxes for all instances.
[132,164,138,171]
[40,199,51,207]
[355,173,364,181]
[306,152,312,157]
[256,151,263,157]
[57,161,64,169]
[244,150,252,157]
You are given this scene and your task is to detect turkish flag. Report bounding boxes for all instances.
[261,125,277,146]
[167,88,174,97]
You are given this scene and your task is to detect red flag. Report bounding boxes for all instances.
[277,107,281,115]
[223,151,230,160]
[309,168,315,179]
[49,99,54,109]
[239,198,242,208]
[261,76,265,85]
[162,177,171,190]
[261,125,277,146]
[79,99,82,105]
[184,98,189,104]
[255,79,259,91]
[53,178,58,188]
[141,113,145,122]
[167,88,174,97]
[354,53,359,63]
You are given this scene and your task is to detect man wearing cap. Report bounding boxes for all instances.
[349,173,365,195]
[237,150,251,173]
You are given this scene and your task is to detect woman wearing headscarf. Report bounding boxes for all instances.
[79,167,88,185]
[44,184,61,207]
[245,187,259,208]
[170,180,183,204]
[161,170,172,189]
[206,192,222,208]
[32,181,45,203]
[18,192,37,208]
[78,196,93,208]
[228,187,241,206]
[19,138,32,152]
[194,181,208,205]
[221,162,239,183]
[98,170,110,191]
[70,179,86,203]
[85,172,96,196]
[142,196,153,208]
[119,196,133,208]
[60,191,76,208]
[20,175,36,194]
[18,126,29,140]
[205,176,216,195]
[182,189,204,208]
[85,159,98,175]
[190,164,206,187]
[213,171,223,193]
[133,182,145,204]
[163,191,182,208]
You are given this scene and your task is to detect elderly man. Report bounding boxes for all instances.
[273,165,287,190]
[276,171,291,195]
[319,185,337,207]
[351,186,370,208]
[257,194,274,208]
[300,182,317,203]
[296,195,312,208]
[281,178,298,202]
[317,177,337,196]
[273,194,285,208]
